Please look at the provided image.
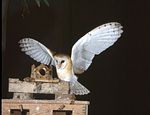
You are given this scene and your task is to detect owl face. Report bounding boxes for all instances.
[54,54,70,70]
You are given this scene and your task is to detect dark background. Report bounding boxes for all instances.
[2,0,150,115]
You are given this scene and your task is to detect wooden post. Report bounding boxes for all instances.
[2,78,90,115]
[2,99,90,115]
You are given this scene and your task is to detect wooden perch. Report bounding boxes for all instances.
[9,78,69,94]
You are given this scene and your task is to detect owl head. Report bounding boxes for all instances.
[54,54,72,70]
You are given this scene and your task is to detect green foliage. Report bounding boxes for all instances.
[43,0,50,7]
[35,0,50,7]
[21,0,50,17]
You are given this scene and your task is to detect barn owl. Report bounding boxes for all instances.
[19,22,123,95]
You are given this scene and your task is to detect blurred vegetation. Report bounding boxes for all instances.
[21,0,50,17]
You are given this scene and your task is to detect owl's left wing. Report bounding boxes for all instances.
[71,22,123,74]
[19,38,55,66]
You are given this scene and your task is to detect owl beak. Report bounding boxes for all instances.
[57,64,61,69]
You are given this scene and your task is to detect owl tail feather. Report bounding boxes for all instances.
[70,80,90,95]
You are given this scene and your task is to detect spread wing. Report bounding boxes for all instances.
[71,22,123,74]
[18,38,55,66]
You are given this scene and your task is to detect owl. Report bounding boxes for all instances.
[19,22,123,95]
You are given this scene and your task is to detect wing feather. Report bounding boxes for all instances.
[42,55,48,64]
[19,38,55,66]
[71,22,123,74]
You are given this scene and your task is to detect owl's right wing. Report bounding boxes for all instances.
[71,22,123,74]
[18,38,55,66]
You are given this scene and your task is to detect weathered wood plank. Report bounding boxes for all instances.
[9,78,69,94]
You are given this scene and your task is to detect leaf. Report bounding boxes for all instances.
[21,0,30,18]
[35,0,41,7]
[43,0,50,7]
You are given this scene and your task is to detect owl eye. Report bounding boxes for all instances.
[56,60,58,63]
[61,60,65,64]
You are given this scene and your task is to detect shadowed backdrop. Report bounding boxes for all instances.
[2,0,150,115]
